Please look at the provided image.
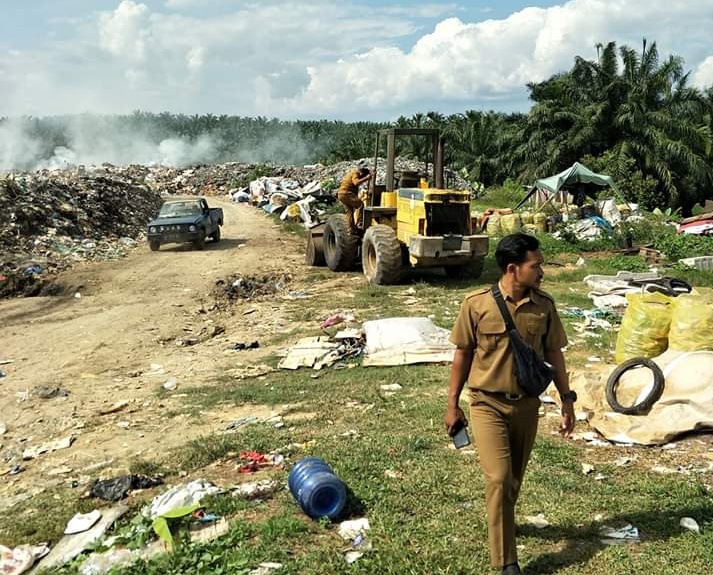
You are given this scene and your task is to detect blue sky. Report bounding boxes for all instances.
[1,0,712,121]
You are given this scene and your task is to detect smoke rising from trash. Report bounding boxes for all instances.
[0,115,316,171]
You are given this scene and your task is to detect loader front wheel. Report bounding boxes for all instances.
[362,224,402,285]
[323,214,358,271]
[305,233,326,267]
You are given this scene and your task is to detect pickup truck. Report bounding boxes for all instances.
[147,197,224,251]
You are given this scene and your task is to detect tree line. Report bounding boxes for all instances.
[3,39,711,213]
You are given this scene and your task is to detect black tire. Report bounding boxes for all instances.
[305,234,326,267]
[193,229,206,251]
[605,357,665,415]
[149,240,160,252]
[362,224,402,285]
[444,257,485,279]
[323,214,358,272]
[211,226,221,243]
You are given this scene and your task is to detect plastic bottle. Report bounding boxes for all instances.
[288,457,347,520]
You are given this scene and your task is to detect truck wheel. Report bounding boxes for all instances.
[149,240,160,252]
[211,227,221,243]
[193,230,206,250]
[305,234,326,266]
[445,257,484,279]
[323,214,358,271]
[362,224,402,285]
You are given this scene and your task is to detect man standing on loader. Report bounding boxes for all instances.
[337,160,371,235]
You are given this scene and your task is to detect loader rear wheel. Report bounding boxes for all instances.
[445,257,484,279]
[362,224,402,285]
[305,234,326,267]
[323,214,358,271]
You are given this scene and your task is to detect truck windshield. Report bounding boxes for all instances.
[158,202,201,218]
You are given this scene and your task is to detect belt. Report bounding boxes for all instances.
[478,389,524,401]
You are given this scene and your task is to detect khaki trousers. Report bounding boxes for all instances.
[469,390,540,568]
[338,192,363,233]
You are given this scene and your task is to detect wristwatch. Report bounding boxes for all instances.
[560,390,577,403]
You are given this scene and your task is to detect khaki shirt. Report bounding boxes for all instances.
[338,169,362,196]
[450,284,568,394]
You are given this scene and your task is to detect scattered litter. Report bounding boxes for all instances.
[34,505,129,572]
[0,421,7,435]
[248,562,284,575]
[223,416,259,431]
[146,480,222,519]
[539,393,557,404]
[278,336,362,370]
[380,384,403,392]
[524,513,550,529]
[615,456,637,467]
[90,475,164,502]
[0,359,13,365]
[599,523,640,545]
[238,451,284,474]
[33,385,70,399]
[162,378,177,391]
[98,400,129,415]
[0,370,5,379]
[338,518,371,541]
[232,480,281,500]
[680,517,700,534]
[229,364,274,379]
[212,273,291,309]
[64,510,102,535]
[0,543,50,575]
[582,463,595,475]
[594,473,607,481]
[321,313,355,329]
[22,435,75,460]
[285,290,310,300]
[78,548,141,575]
[226,341,260,351]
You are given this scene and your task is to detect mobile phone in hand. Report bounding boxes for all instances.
[451,422,471,449]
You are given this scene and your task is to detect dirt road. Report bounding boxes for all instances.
[0,199,311,502]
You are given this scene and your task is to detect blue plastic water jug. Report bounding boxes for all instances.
[288,457,347,520]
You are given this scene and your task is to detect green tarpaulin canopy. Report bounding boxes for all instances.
[515,162,619,210]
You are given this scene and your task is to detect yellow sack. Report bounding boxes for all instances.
[668,294,713,351]
[500,213,522,233]
[486,214,501,235]
[533,212,548,233]
[615,292,673,363]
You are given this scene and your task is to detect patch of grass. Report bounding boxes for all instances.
[129,458,172,477]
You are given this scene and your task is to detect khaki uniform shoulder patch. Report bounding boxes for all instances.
[533,288,555,303]
[464,286,491,301]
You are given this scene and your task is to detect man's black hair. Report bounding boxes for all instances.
[495,232,540,272]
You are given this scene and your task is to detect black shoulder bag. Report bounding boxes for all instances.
[491,284,556,397]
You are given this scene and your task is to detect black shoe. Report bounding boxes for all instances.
[502,564,521,575]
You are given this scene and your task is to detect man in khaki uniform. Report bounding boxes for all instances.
[445,233,576,575]
[337,161,371,234]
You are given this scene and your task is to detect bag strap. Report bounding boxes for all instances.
[491,284,518,334]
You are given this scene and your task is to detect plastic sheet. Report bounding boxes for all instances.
[668,294,713,351]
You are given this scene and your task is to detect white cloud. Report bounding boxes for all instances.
[693,56,713,89]
[0,0,712,122]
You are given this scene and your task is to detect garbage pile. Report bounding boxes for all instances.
[211,273,292,310]
[0,169,163,297]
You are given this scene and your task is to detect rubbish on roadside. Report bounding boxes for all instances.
[212,273,291,309]
[679,517,700,534]
[380,383,403,392]
[248,562,284,575]
[238,451,277,474]
[614,456,637,467]
[98,400,130,415]
[362,317,455,367]
[524,513,550,529]
[338,518,371,541]
[0,370,5,379]
[162,378,177,391]
[226,341,260,351]
[22,435,75,460]
[599,523,640,545]
[146,480,222,519]
[64,510,102,535]
[151,503,202,550]
[0,359,13,365]
[32,385,70,399]
[90,475,164,502]
[679,255,713,271]
[582,463,595,475]
[222,416,259,431]
[231,479,281,500]
[288,457,347,520]
[0,543,50,575]
[0,421,7,434]
[228,364,274,379]
[174,336,199,347]
[584,271,692,314]
[78,548,141,575]
[278,336,362,370]
[32,505,129,573]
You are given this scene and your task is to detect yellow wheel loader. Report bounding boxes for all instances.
[305,128,489,284]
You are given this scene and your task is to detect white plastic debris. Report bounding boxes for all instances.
[524,513,550,529]
[248,562,283,575]
[338,518,370,541]
[162,378,177,391]
[380,384,403,392]
[680,517,700,534]
[146,480,222,519]
[581,463,595,475]
[599,523,640,545]
[64,510,102,535]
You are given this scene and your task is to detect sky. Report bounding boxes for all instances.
[1,0,713,122]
